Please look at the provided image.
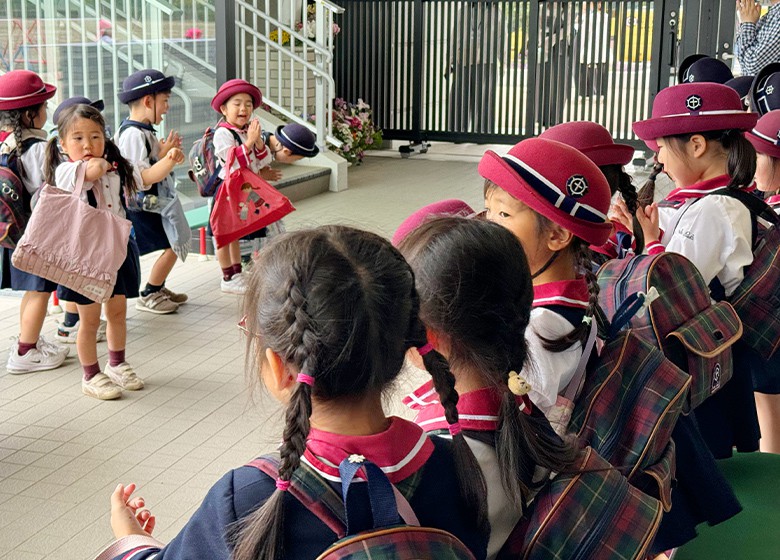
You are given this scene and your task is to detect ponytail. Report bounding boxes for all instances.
[720,129,756,189]
[43,138,62,185]
[637,163,664,208]
[103,140,138,197]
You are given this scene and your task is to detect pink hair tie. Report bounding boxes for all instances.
[417,343,435,356]
[275,478,291,491]
[297,373,315,386]
[448,422,462,436]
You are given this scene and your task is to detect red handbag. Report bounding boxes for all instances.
[209,150,295,249]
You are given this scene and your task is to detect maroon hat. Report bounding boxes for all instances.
[392,199,475,247]
[211,79,262,112]
[746,110,780,159]
[633,83,758,151]
[0,70,56,111]
[539,121,635,167]
[478,138,612,246]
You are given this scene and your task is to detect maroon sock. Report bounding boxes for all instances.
[222,266,235,281]
[17,341,37,356]
[109,349,125,367]
[232,263,243,276]
[83,362,101,381]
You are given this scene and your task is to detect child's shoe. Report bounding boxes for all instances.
[135,291,179,314]
[37,335,70,358]
[6,340,67,374]
[160,286,188,304]
[82,373,122,400]
[56,319,107,343]
[104,362,144,390]
[220,273,247,295]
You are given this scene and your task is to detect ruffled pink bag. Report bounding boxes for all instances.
[12,162,131,303]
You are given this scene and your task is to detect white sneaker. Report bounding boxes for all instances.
[135,291,179,314]
[6,341,67,374]
[37,335,70,358]
[82,373,122,400]
[56,320,106,343]
[221,273,247,295]
[104,362,144,391]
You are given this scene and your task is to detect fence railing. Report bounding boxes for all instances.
[235,0,344,149]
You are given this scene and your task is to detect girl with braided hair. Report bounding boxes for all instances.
[397,215,579,559]
[0,70,69,374]
[104,225,488,560]
[477,137,612,421]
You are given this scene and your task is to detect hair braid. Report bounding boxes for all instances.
[637,163,663,208]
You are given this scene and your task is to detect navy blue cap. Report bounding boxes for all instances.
[750,63,780,116]
[275,123,319,157]
[118,69,175,104]
[52,96,104,125]
[725,76,753,110]
[678,54,733,85]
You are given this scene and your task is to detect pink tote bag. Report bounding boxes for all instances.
[12,162,131,303]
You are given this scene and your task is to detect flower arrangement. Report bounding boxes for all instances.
[296,3,341,39]
[269,29,291,46]
[320,98,382,165]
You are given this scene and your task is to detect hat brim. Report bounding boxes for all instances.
[633,112,759,152]
[0,82,56,111]
[211,85,261,112]
[583,143,636,167]
[275,124,319,157]
[746,131,780,159]
[118,76,176,104]
[478,150,612,246]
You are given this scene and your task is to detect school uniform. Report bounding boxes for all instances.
[102,417,488,560]
[53,161,141,305]
[0,129,57,293]
[115,122,172,255]
[405,382,550,560]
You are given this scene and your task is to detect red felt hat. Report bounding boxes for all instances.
[746,110,780,160]
[478,138,612,246]
[633,83,758,151]
[211,79,262,112]
[392,199,475,247]
[539,121,635,167]
[0,70,56,111]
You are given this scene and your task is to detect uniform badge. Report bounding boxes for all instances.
[686,95,702,111]
[566,174,589,198]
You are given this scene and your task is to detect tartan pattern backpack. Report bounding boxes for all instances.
[188,125,242,197]
[247,455,477,560]
[598,252,743,411]
[0,133,44,249]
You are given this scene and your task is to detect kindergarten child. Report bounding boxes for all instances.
[0,69,69,374]
[478,138,612,419]
[102,225,488,559]
[745,109,780,453]
[397,214,579,558]
[262,122,319,163]
[210,79,281,295]
[115,69,187,314]
[44,104,144,400]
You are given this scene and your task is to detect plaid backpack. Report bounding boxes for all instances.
[0,133,44,249]
[247,455,477,560]
[188,125,241,197]
[598,252,743,411]
[496,446,663,560]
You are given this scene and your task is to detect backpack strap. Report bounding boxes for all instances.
[562,318,597,402]
[712,187,780,226]
[117,120,153,160]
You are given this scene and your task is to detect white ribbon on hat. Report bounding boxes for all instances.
[278,127,315,153]
[127,77,170,91]
[660,109,747,118]
[0,85,47,101]
[750,127,780,146]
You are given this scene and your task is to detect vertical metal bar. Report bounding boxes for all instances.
[525,0,539,134]
[216,0,237,84]
[411,0,423,141]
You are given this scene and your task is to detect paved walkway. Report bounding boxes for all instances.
[0,154,484,559]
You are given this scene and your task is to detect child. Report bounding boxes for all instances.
[263,122,319,163]
[210,79,281,295]
[745,109,780,453]
[0,69,69,374]
[44,104,145,401]
[478,137,612,418]
[539,121,641,260]
[398,214,579,558]
[115,69,187,314]
[102,226,488,559]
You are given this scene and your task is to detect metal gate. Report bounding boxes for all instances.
[333,0,736,147]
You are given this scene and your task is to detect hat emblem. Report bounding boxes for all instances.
[144,75,152,83]
[768,85,775,95]
[686,74,694,83]
[566,175,589,198]
[686,95,703,111]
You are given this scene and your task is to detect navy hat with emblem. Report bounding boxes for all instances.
[53,96,104,125]
[750,63,780,116]
[725,76,754,110]
[118,69,175,104]
[678,54,733,85]
[633,83,757,151]
[275,123,319,157]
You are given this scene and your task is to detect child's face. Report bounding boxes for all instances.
[755,153,780,193]
[221,93,254,128]
[656,137,699,188]
[151,93,170,125]
[273,148,304,164]
[485,187,548,271]
[60,117,106,161]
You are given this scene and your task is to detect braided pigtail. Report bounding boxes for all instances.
[637,162,663,208]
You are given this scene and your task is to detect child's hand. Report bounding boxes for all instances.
[85,157,113,181]
[159,131,182,158]
[610,198,635,232]
[110,483,157,539]
[635,202,661,243]
[260,166,282,181]
[246,119,261,148]
[165,147,185,165]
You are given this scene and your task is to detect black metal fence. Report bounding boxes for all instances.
[334,0,672,146]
